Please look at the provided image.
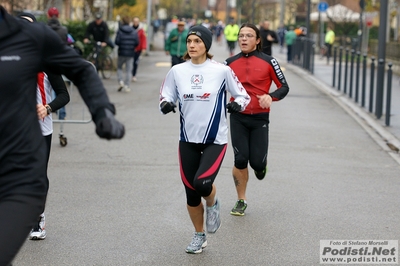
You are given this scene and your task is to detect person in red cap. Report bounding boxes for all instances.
[47,7,58,17]
[47,7,68,44]
[46,6,69,121]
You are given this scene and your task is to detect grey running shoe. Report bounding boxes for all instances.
[230,199,247,216]
[206,198,221,233]
[29,213,46,240]
[185,232,207,254]
[254,166,268,180]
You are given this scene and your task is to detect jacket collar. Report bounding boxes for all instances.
[241,49,258,57]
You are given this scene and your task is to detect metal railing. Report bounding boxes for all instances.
[291,37,315,74]
[331,46,394,126]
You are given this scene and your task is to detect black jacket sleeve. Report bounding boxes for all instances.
[84,22,94,39]
[47,72,70,112]
[39,23,115,123]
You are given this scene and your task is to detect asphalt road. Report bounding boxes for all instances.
[13,33,400,266]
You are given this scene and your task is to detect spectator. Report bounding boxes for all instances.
[84,12,114,49]
[132,16,147,82]
[285,26,297,62]
[47,7,68,44]
[259,20,278,56]
[47,6,68,120]
[215,20,224,45]
[152,17,160,33]
[277,23,286,53]
[115,16,139,92]
[165,20,188,66]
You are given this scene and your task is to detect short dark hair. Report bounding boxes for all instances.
[122,16,130,25]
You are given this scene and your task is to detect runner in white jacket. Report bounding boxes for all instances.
[31,72,70,240]
[159,25,250,254]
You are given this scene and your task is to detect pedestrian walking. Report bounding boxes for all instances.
[215,20,224,45]
[0,7,124,266]
[277,23,286,53]
[47,6,68,120]
[324,26,335,64]
[115,16,139,92]
[224,23,290,216]
[285,26,297,62]
[131,16,147,82]
[46,7,68,44]
[159,25,250,254]
[224,18,239,56]
[164,20,188,66]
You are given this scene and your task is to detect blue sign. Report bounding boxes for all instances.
[318,1,329,12]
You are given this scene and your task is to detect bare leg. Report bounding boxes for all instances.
[187,204,204,233]
[232,166,249,200]
[187,184,217,232]
[204,184,216,207]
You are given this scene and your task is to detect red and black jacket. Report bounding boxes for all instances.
[225,50,289,114]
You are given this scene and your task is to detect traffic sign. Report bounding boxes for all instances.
[318,1,329,12]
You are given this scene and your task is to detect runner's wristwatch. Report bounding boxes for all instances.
[45,105,52,115]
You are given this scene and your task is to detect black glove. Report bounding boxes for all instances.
[94,108,125,140]
[160,101,176,114]
[226,102,241,113]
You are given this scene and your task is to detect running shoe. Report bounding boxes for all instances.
[29,213,46,240]
[118,81,125,92]
[254,166,268,180]
[185,232,207,254]
[123,85,131,92]
[206,198,221,233]
[230,199,247,216]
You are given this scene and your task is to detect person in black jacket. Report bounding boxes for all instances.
[47,7,69,120]
[0,6,124,266]
[47,7,68,44]
[259,20,279,56]
[115,16,139,92]
[83,12,114,48]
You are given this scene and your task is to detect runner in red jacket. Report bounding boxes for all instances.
[225,23,289,216]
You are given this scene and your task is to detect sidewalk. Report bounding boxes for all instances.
[272,46,400,163]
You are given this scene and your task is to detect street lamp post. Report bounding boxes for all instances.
[280,0,285,26]
[375,0,388,119]
[146,0,152,55]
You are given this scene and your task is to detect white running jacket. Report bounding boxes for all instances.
[159,59,250,144]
